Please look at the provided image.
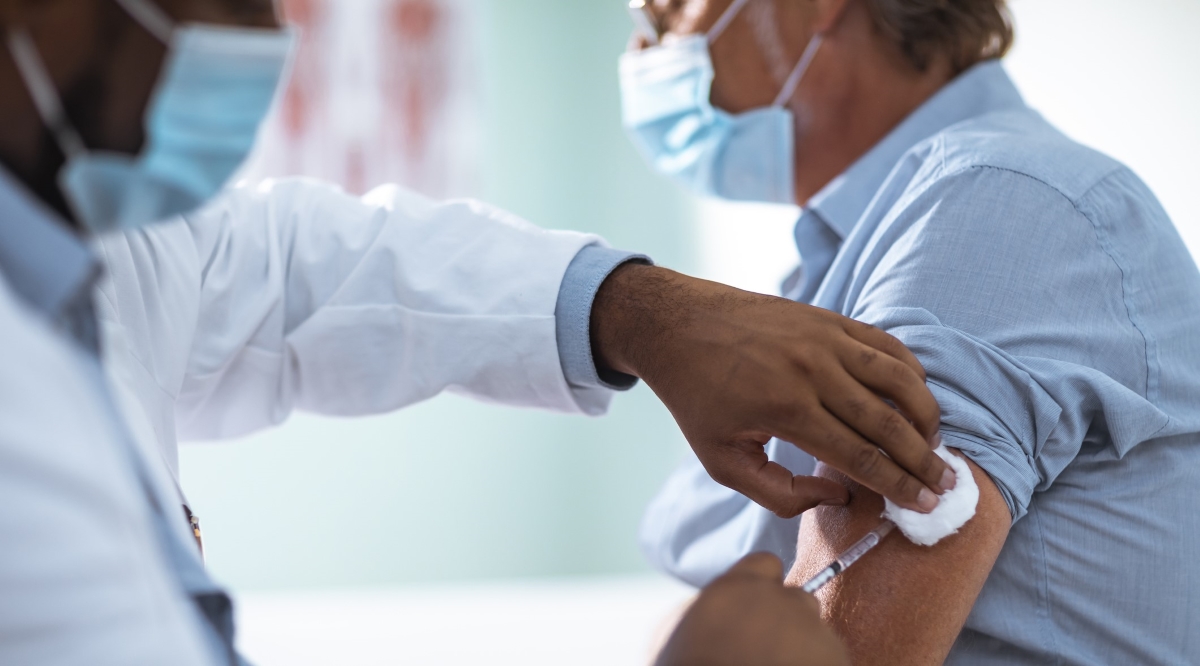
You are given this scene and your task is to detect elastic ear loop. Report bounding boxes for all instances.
[111,0,175,44]
[707,0,754,43]
[773,33,823,107]
[5,28,85,159]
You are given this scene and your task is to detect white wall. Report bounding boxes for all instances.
[1006,0,1200,254]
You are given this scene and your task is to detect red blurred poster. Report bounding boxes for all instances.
[243,0,479,198]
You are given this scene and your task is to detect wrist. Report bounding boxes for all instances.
[590,262,690,381]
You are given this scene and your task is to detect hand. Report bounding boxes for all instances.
[591,263,953,517]
[656,553,850,666]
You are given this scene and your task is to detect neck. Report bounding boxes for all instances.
[790,8,953,205]
[0,45,74,224]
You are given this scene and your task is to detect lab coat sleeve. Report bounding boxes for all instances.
[638,438,813,587]
[101,177,623,441]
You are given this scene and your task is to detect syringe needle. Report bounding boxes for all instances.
[801,520,895,595]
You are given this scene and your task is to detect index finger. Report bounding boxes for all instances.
[700,444,851,518]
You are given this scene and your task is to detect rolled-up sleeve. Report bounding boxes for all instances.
[850,166,1171,521]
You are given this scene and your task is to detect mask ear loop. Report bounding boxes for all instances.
[707,0,754,43]
[5,28,86,159]
[773,33,823,108]
[111,0,175,44]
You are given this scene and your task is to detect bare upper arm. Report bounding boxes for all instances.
[784,449,1010,665]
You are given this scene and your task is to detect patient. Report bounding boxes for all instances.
[635,0,1200,663]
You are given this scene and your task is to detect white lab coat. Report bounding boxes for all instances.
[94,178,612,487]
[0,175,618,665]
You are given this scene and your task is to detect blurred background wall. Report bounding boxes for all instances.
[183,0,1200,593]
[185,0,698,591]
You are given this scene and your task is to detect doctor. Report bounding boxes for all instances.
[0,0,950,662]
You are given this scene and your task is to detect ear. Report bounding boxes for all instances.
[810,0,851,34]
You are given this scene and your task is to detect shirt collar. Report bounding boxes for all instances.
[804,60,1028,239]
[0,166,99,320]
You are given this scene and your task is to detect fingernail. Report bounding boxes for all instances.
[917,488,939,512]
[931,431,943,449]
[940,468,957,492]
[820,498,847,507]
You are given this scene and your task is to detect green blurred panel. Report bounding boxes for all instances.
[476,0,697,267]
[180,0,697,591]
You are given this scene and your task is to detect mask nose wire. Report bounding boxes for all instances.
[707,0,753,43]
[112,0,175,44]
[773,33,823,108]
[4,29,86,159]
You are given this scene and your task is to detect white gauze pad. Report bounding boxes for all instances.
[883,446,979,546]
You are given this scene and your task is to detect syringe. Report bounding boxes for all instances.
[801,520,895,594]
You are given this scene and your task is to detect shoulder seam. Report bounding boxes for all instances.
[923,164,1155,402]
[1071,169,1160,403]
[942,163,1122,209]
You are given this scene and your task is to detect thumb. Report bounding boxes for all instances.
[707,446,850,518]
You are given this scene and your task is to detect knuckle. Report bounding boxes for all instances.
[858,348,879,366]
[877,411,906,441]
[791,350,820,377]
[892,471,919,499]
[851,444,882,478]
[844,397,868,422]
[891,362,921,390]
[855,320,881,335]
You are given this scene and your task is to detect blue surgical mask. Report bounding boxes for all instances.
[5,0,294,233]
[619,0,822,204]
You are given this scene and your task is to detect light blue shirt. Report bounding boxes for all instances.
[641,61,1200,664]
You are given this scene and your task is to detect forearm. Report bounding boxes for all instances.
[784,452,1009,664]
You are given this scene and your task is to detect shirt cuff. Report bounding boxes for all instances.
[554,244,650,394]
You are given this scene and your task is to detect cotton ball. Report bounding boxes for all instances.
[883,446,979,546]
